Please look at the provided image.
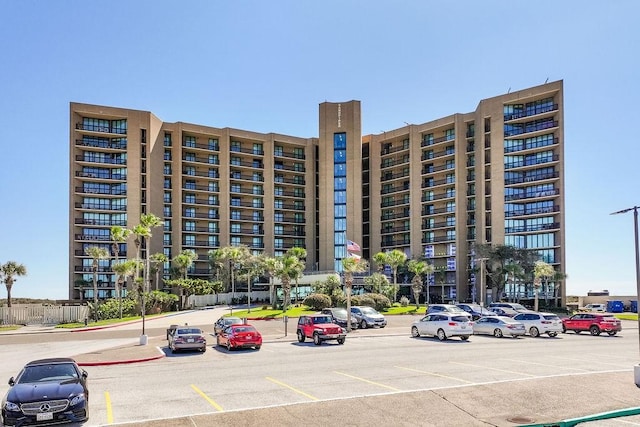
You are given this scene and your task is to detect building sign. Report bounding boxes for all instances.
[424,245,434,258]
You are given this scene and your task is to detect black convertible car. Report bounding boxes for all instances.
[2,357,89,426]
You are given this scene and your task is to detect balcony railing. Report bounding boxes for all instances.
[504,171,559,185]
[75,203,126,211]
[274,150,305,160]
[76,123,127,135]
[504,188,560,201]
[505,222,560,234]
[503,104,558,122]
[75,187,126,196]
[504,154,560,170]
[74,234,111,241]
[75,139,127,150]
[230,145,264,156]
[504,205,560,218]
[182,141,219,151]
[183,156,219,165]
[381,171,410,182]
[75,171,126,181]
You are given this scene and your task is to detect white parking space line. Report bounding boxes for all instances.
[449,361,536,377]
[394,365,473,384]
[547,355,632,368]
[334,371,401,391]
[501,358,592,372]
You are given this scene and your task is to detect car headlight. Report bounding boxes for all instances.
[314,328,324,333]
[4,401,20,411]
[70,393,86,406]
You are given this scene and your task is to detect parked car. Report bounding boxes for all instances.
[489,302,531,313]
[321,307,358,330]
[214,316,244,335]
[350,306,387,329]
[489,307,519,318]
[216,324,262,350]
[426,304,473,321]
[411,314,472,341]
[456,303,497,321]
[297,314,346,345]
[1,358,89,426]
[512,312,563,337]
[562,313,622,336]
[168,327,207,353]
[473,316,526,338]
[579,303,606,313]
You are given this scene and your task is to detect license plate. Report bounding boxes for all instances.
[461,325,467,329]
[187,338,194,343]
[247,335,252,338]
[37,412,54,421]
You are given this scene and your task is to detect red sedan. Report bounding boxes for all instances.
[216,324,262,351]
[561,313,622,336]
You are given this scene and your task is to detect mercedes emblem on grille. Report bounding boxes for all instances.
[40,403,51,412]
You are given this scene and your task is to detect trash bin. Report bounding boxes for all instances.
[606,300,624,313]
[631,300,638,313]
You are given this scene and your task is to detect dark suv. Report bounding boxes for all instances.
[320,307,358,330]
[561,313,622,336]
[297,314,346,345]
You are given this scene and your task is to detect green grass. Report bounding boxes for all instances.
[55,313,167,329]
[0,325,21,331]
[230,305,315,319]
[384,305,425,315]
[615,313,638,321]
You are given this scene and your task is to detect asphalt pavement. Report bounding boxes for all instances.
[4,309,640,426]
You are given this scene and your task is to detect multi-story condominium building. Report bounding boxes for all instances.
[69,80,565,306]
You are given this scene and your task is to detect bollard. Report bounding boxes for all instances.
[84,318,88,327]
[283,315,288,337]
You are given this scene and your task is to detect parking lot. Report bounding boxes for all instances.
[2,310,640,426]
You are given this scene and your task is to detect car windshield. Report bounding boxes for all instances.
[361,307,378,315]
[511,304,528,311]
[19,363,78,383]
[542,315,560,321]
[331,309,348,317]
[232,326,256,333]
[224,317,242,325]
[313,316,333,324]
[450,316,469,322]
[448,306,466,313]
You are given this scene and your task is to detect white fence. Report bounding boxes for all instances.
[0,305,90,325]
[187,291,270,308]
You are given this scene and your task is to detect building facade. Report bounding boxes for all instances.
[69,80,565,305]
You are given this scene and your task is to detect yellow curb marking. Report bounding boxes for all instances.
[394,365,473,383]
[265,377,318,400]
[334,371,401,391]
[191,384,223,411]
[450,361,536,377]
[104,391,113,424]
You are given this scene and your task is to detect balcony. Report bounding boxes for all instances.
[504,188,560,201]
[183,212,220,219]
[380,211,410,220]
[230,200,265,208]
[422,177,455,188]
[422,235,456,244]
[182,170,219,179]
[380,225,411,235]
[422,163,455,174]
[274,163,305,173]
[422,221,455,230]
[421,206,452,216]
[421,192,455,202]
[230,145,264,156]
[76,123,126,135]
[381,171,410,182]
[421,148,455,161]
[274,176,306,186]
[183,198,219,206]
[504,171,559,185]
[504,119,558,137]
[74,218,127,226]
[381,184,410,195]
[231,227,265,235]
[75,171,126,181]
[230,173,264,182]
[75,155,126,166]
[75,203,126,211]
[183,226,220,233]
[503,104,558,122]
[380,158,410,169]
[230,160,263,169]
[75,139,127,150]
[183,155,219,165]
[505,222,560,234]
[421,134,455,147]
[504,137,559,154]
[74,234,111,241]
[380,145,409,156]
[182,140,219,151]
[504,205,560,218]
[504,154,560,170]
[381,198,410,208]
[274,150,305,160]
[75,187,126,196]
[183,183,219,192]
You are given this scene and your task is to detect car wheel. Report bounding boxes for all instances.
[561,324,566,333]
[460,335,470,341]
[411,326,420,337]
[493,328,503,338]
[313,332,322,345]
[437,329,447,341]
[255,345,261,350]
[226,342,232,351]
[575,330,581,334]
[337,337,345,345]
[607,331,617,336]
[590,325,601,336]
[200,347,207,353]
[297,330,305,343]
[548,332,558,337]
[360,320,368,329]
[170,346,176,354]
[529,327,540,337]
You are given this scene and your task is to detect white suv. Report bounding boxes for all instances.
[411,313,473,341]
[582,303,606,312]
[513,312,563,337]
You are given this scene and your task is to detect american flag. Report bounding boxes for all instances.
[347,240,361,252]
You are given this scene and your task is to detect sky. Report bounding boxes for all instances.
[1,1,639,300]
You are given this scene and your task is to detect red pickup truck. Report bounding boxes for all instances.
[297,314,347,345]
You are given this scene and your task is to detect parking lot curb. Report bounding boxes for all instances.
[521,406,640,427]
[76,346,166,367]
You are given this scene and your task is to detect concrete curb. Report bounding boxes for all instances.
[77,346,166,367]
[521,406,640,427]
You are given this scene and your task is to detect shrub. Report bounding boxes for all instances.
[366,293,392,311]
[399,296,410,307]
[351,295,376,309]
[303,293,332,311]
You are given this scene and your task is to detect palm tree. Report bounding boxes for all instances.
[503,263,523,302]
[110,225,132,284]
[112,259,137,318]
[342,256,368,331]
[275,254,304,312]
[407,259,433,309]
[85,246,110,304]
[259,255,280,307]
[241,254,264,313]
[373,250,407,302]
[287,247,307,304]
[131,213,163,338]
[218,245,250,310]
[0,261,27,308]
[533,261,555,311]
[173,250,198,309]
[149,253,169,291]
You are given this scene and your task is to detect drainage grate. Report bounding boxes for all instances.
[506,416,536,424]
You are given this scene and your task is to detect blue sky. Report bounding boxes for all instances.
[1,1,639,300]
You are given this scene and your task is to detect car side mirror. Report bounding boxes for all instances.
[8,377,15,386]
[81,370,88,379]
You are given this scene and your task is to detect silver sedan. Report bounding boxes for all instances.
[473,316,525,338]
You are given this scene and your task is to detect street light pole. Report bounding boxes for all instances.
[610,206,640,386]
[476,258,488,307]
